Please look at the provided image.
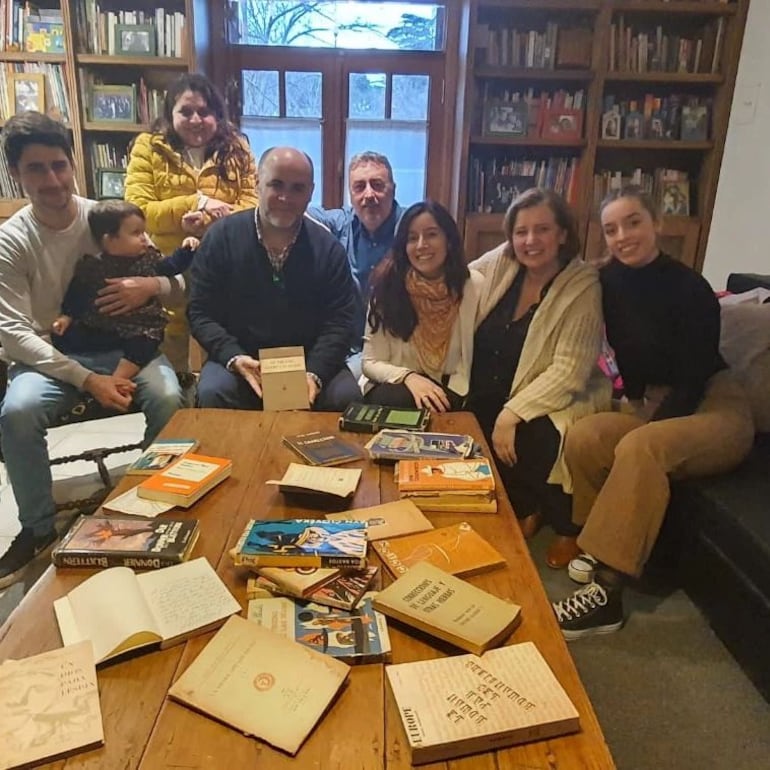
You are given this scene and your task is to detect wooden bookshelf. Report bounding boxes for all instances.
[0,0,211,203]
[453,0,749,271]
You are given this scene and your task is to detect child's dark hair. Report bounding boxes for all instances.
[1,111,73,169]
[88,200,145,244]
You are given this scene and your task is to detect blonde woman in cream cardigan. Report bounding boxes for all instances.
[467,189,612,569]
[361,201,482,412]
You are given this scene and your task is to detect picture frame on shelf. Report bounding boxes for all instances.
[660,181,690,217]
[482,101,528,138]
[624,111,643,141]
[9,73,45,115]
[97,168,127,200]
[115,24,156,57]
[541,109,583,141]
[601,110,621,140]
[484,174,537,214]
[91,85,136,123]
[680,105,709,142]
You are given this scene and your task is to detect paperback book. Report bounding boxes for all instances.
[386,642,580,764]
[136,453,232,508]
[373,522,506,579]
[266,463,362,501]
[248,566,379,611]
[53,557,240,664]
[254,566,341,597]
[247,594,391,663]
[168,615,349,756]
[52,514,200,569]
[326,499,434,541]
[372,561,521,655]
[125,438,199,475]
[231,519,368,569]
[282,430,363,467]
[0,641,103,770]
[365,430,476,462]
[339,402,430,434]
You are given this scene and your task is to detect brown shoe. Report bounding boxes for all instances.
[518,512,542,540]
[546,535,581,569]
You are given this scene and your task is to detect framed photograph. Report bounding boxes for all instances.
[9,73,45,115]
[115,23,156,57]
[483,101,528,138]
[601,110,621,140]
[91,85,135,123]
[97,168,127,200]
[660,181,690,217]
[541,108,583,141]
[624,111,643,140]
[680,105,709,142]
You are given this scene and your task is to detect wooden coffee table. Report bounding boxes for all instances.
[0,408,615,769]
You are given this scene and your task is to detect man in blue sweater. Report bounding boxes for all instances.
[188,146,360,411]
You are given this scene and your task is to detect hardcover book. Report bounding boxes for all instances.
[259,345,310,411]
[53,557,240,664]
[364,430,476,463]
[246,594,391,663]
[372,561,521,655]
[52,514,200,569]
[266,463,362,500]
[386,642,580,765]
[136,453,232,508]
[373,522,506,579]
[339,402,430,434]
[231,519,368,569]
[125,438,200,475]
[0,641,103,770]
[168,615,349,756]
[326,499,434,541]
[254,566,341,597]
[248,566,379,611]
[282,431,362,467]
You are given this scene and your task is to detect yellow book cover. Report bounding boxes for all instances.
[386,642,580,765]
[372,561,521,655]
[373,522,505,578]
[326,499,434,541]
[136,453,232,507]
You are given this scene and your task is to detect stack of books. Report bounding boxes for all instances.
[396,457,497,513]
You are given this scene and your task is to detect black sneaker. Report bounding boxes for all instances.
[552,581,624,640]
[0,528,57,590]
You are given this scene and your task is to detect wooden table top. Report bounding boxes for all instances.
[0,408,615,769]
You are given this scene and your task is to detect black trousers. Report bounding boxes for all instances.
[364,379,465,411]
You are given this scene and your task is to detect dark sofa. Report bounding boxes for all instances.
[666,273,770,702]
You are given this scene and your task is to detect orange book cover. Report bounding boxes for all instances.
[373,522,506,578]
[136,454,232,506]
[396,458,495,493]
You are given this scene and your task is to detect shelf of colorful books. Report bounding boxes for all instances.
[597,138,713,150]
[76,54,189,68]
[603,72,724,84]
[610,1,737,16]
[0,51,67,63]
[471,135,587,148]
[474,66,594,82]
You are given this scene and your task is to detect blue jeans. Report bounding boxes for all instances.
[0,351,182,536]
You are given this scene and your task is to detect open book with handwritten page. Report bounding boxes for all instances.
[53,557,240,665]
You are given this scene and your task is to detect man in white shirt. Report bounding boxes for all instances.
[0,112,183,587]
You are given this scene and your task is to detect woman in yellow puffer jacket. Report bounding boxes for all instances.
[125,73,258,369]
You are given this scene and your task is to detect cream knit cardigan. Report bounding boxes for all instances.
[470,244,612,491]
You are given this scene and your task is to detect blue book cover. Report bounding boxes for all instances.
[232,519,368,568]
[365,430,477,462]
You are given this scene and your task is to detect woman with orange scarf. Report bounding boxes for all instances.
[360,201,482,412]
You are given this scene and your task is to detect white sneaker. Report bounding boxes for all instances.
[568,553,598,584]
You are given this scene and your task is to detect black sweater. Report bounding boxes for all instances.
[601,253,725,420]
[187,211,356,386]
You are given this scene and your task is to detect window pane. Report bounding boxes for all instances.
[233,1,444,51]
[242,70,279,117]
[241,117,323,205]
[391,74,429,120]
[346,120,427,204]
[286,71,322,118]
[349,73,386,120]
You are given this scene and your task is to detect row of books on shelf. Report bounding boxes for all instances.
[74,3,186,58]
[0,150,22,197]
[608,15,725,75]
[468,156,580,214]
[0,0,64,53]
[594,167,692,216]
[601,94,710,141]
[480,22,592,70]
[0,62,70,122]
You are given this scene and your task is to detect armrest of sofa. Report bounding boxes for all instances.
[727,273,770,293]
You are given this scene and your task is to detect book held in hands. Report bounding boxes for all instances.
[386,642,580,764]
[0,641,103,770]
[54,557,240,664]
[231,519,368,569]
[125,438,199,475]
[52,514,199,569]
[372,561,521,655]
[136,453,232,508]
[168,615,349,756]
